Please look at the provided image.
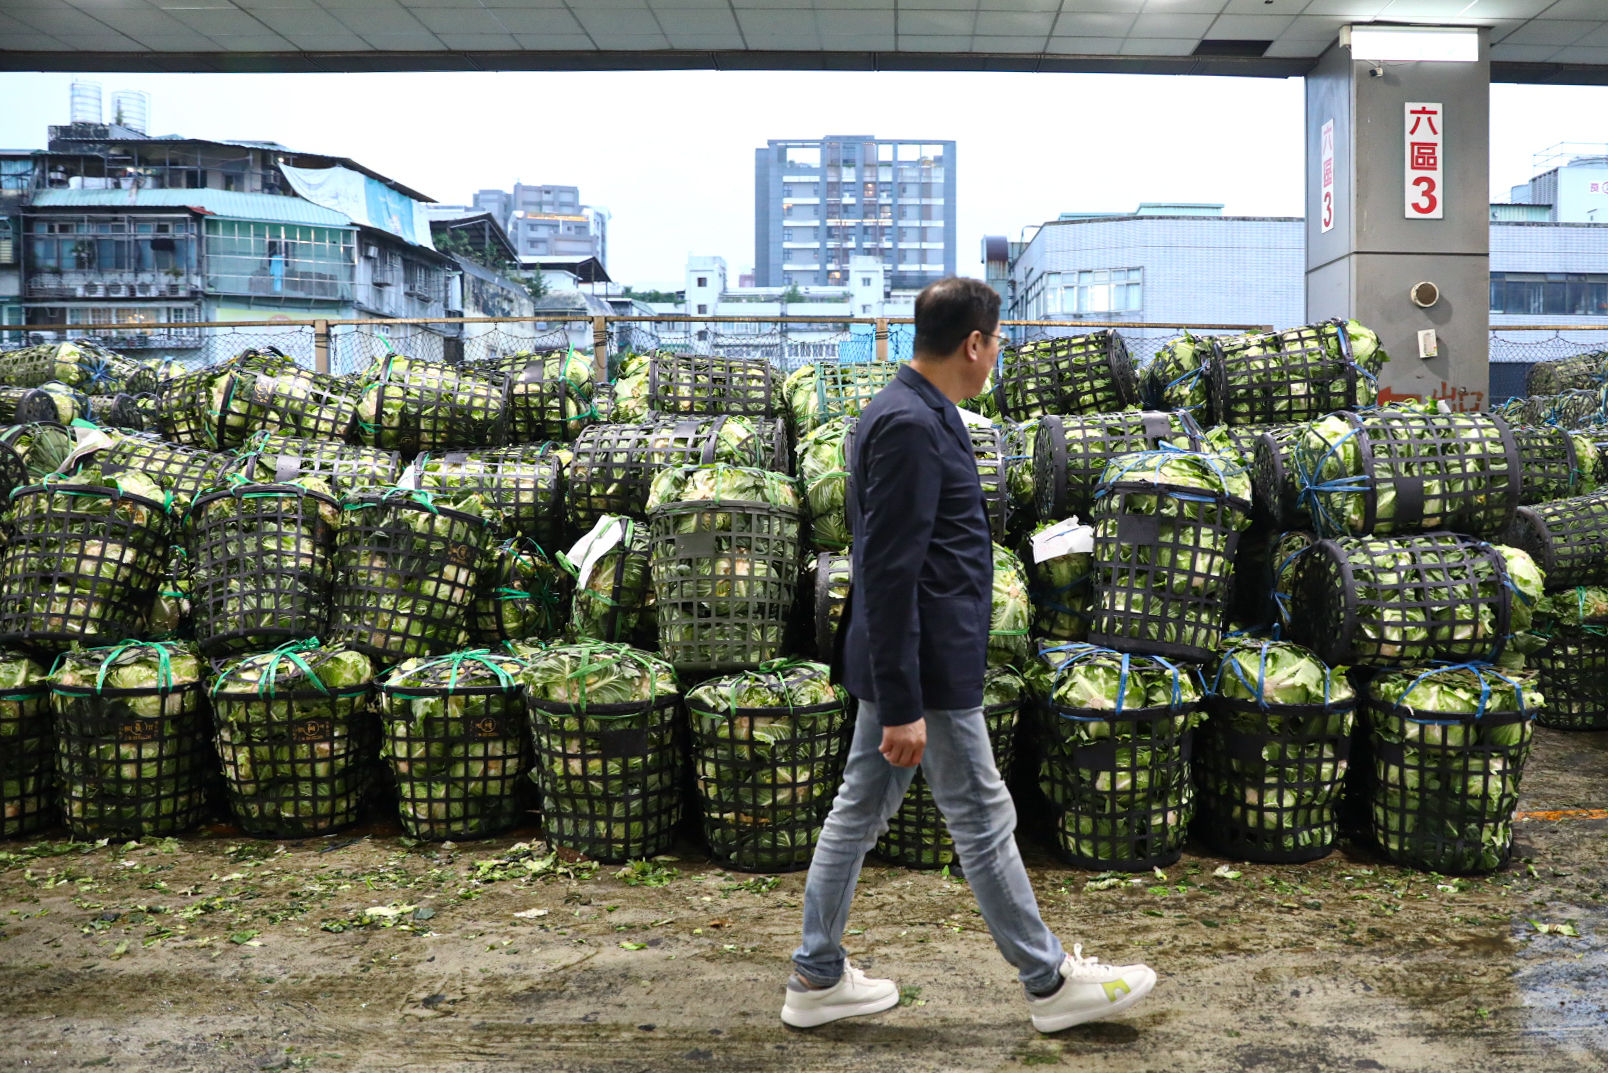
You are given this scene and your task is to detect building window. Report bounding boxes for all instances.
[860,276,872,287]
[204,219,354,301]
[697,303,708,315]
[26,215,198,275]
[1490,272,1608,316]
[696,276,707,287]
[1067,268,1142,315]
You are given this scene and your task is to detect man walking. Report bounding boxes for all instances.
[782,277,1157,1033]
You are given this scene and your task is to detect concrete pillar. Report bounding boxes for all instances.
[1305,30,1491,411]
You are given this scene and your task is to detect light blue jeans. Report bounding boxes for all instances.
[792,700,1066,993]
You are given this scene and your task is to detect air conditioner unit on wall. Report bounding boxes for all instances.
[363,244,379,259]
[80,282,99,296]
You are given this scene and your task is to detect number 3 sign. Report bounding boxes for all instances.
[1405,102,1443,220]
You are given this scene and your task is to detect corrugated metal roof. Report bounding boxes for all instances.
[28,188,352,227]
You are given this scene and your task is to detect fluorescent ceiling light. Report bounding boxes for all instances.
[1340,25,1479,63]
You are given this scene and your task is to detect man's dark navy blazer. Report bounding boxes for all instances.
[835,363,993,727]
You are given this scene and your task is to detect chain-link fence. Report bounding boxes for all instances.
[1488,327,1608,404]
[9,315,1272,383]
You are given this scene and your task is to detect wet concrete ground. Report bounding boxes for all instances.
[0,727,1603,1073]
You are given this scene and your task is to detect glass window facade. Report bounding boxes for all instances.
[27,215,198,274]
[205,219,353,302]
[1489,272,1608,316]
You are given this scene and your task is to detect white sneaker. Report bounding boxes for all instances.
[780,962,900,1028]
[1027,943,1157,1033]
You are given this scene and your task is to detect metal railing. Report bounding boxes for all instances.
[1,313,1273,379]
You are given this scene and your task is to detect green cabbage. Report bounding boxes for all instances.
[49,641,209,837]
[378,648,531,839]
[1366,664,1538,874]
[522,643,682,862]
[686,660,848,872]
[210,641,375,836]
[0,651,53,838]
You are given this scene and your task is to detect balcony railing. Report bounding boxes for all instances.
[25,269,204,300]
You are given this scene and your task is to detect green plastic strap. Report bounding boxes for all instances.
[90,640,175,693]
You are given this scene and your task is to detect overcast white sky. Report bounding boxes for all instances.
[2,70,1605,290]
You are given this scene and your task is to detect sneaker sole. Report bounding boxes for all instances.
[1030,971,1157,1034]
[780,989,900,1029]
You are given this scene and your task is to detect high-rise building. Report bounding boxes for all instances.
[472,182,607,268]
[753,136,955,291]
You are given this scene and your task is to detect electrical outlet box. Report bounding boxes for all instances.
[1417,329,1439,360]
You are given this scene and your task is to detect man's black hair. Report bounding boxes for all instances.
[912,277,1001,358]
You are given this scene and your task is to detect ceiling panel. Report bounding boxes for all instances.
[0,0,1600,85]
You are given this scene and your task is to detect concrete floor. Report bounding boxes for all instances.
[0,727,1603,1072]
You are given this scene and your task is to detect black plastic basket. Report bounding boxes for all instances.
[155,359,240,448]
[469,537,569,646]
[650,499,803,673]
[527,692,683,863]
[379,650,533,841]
[329,491,498,663]
[0,659,54,838]
[91,432,234,509]
[1531,625,1608,731]
[1296,410,1521,538]
[1503,492,1608,589]
[687,664,849,872]
[0,423,71,499]
[231,352,360,444]
[210,645,376,838]
[16,386,86,425]
[648,354,779,419]
[793,362,900,437]
[1363,671,1534,875]
[566,417,734,532]
[566,516,656,647]
[1039,697,1198,872]
[1511,425,1594,505]
[1197,696,1355,863]
[0,481,172,652]
[84,392,144,431]
[0,385,29,424]
[1087,466,1251,663]
[968,422,1010,537]
[190,482,340,656]
[1208,320,1364,426]
[0,341,151,394]
[877,671,1023,869]
[1292,534,1514,667]
[415,445,568,552]
[501,354,597,443]
[235,432,403,497]
[996,331,1138,420]
[1033,411,1204,521]
[1249,425,1310,530]
[1526,350,1608,396]
[49,644,211,839]
[808,552,851,661]
[356,353,506,453]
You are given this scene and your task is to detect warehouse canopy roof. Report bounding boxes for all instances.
[3,2,1608,85]
[28,187,354,227]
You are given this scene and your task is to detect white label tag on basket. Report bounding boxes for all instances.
[1032,516,1094,563]
[63,425,118,472]
[395,460,421,490]
[568,515,628,585]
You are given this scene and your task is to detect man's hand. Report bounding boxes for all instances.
[880,718,926,768]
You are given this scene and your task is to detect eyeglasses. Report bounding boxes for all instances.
[982,331,1010,348]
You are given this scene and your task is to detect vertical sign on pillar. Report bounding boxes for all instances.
[1405,102,1444,220]
[1320,119,1336,234]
